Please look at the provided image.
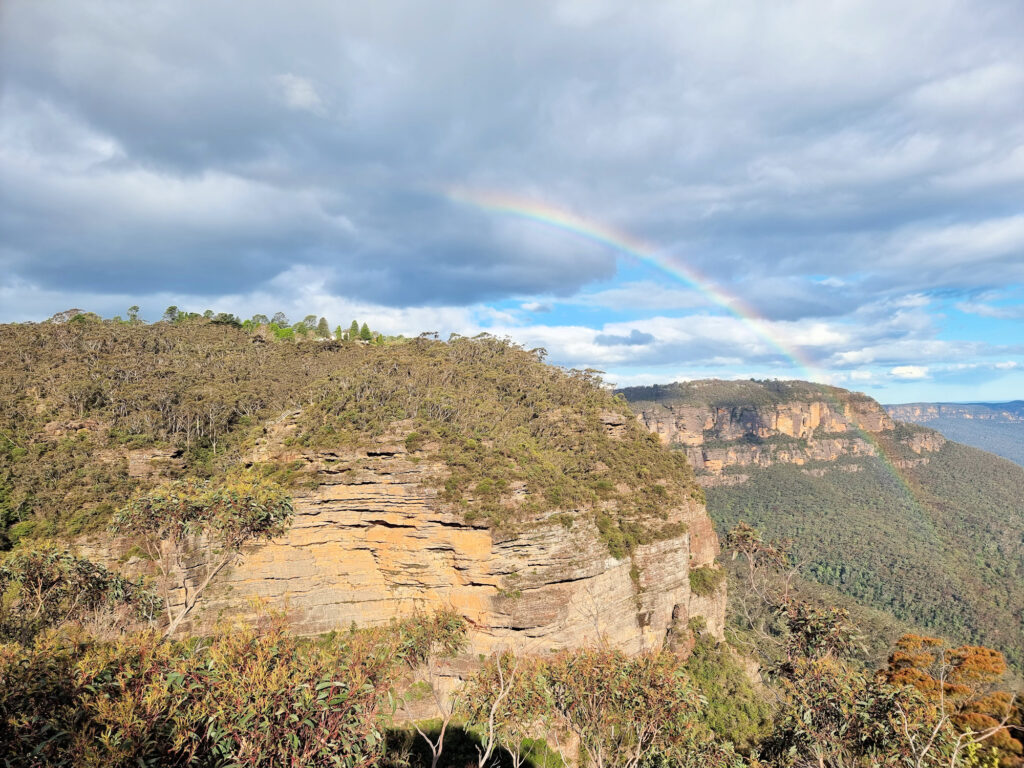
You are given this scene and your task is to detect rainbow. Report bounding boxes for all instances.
[444,185,922,500]
[444,187,824,380]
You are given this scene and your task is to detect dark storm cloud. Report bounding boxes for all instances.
[1,0,1023,315]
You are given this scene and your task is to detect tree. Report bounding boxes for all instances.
[349,320,360,341]
[126,305,140,324]
[360,322,372,341]
[763,655,951,768]
[395,610,468,768]
[161,306,179,323]
[110,474,293,636]
[881,635,1021,766]
[335,325,343,340]
[250,314,270,326]
[316,317,330,338]
[461,651,551,768]
[272,312,289,327]
[211,312,241,327]
[544,648,702,768]
[0,547,157,643]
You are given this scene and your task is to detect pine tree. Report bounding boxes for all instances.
[360,322,372,341]
[316,317,330,338]
[349,320,359,341]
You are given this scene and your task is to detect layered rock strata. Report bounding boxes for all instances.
[627,388,944,484]
[86,437,724,657]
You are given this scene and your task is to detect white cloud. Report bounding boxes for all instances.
[890,365,930,380]
[520,301,552,313]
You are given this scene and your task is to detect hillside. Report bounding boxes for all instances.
[886,401,1024,466]
[0,318,721,652]
[621,380,1024,670]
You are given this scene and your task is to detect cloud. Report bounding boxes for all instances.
[594,329,655,346]
[1,0,1023,400]
[955,300,1024,319]
[3,0,1024,311]
[274,74,325,114]
[520,301,552,312]
[890,365,930,380]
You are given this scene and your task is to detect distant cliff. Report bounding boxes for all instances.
[886,401,1024,423]
[621,379,944,485]
[885,402,1024,466]
[620,379,1024,671]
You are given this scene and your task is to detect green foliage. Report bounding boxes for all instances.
[683,637,771,750]
[706,446,1024,670]
[111,473,293,550]
[0,546,157,643]
[296,334,698,551]
[111,473,293,635]
[0,618,408,767]
[0,323,697,557]
[689,565,725,597]
[459,652,553,767]
[543,648,735,768]
[391,609,468,668]
[621,379,874,412]
[762,655,952,768]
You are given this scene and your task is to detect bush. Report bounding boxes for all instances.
[689,565,726,597]
[0,615,445,767]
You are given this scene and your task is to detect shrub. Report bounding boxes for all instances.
[0,547,157,644]
[689,565,726,597]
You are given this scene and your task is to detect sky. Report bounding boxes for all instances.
[2,1,1024,403]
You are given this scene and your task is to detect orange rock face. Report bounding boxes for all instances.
[86,440,724,656]
[631,391,942,485]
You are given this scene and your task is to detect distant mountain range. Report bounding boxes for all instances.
[621,380,1024,671]
[885,401,1024,466]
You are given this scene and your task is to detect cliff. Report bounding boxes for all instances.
[884,401,1024,467]
[84,417,724,656]
[621,379,945,484]
[1,323,727,661]
[886,401,1024,423]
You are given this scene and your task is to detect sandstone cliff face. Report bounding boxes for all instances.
[637,397,893,448]
[85,426,724,657]
[886,402,1024,423]
[629,389,943,484]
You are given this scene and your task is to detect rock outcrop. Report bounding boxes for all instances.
[85,425,724,657]
[622,381,944,485]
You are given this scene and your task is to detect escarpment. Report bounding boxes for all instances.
[620,379,945,485]
[85,421,724,655]
[3,323,725,656]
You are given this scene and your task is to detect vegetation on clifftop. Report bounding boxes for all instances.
[0,319,699,553]
[621,379,876,412]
